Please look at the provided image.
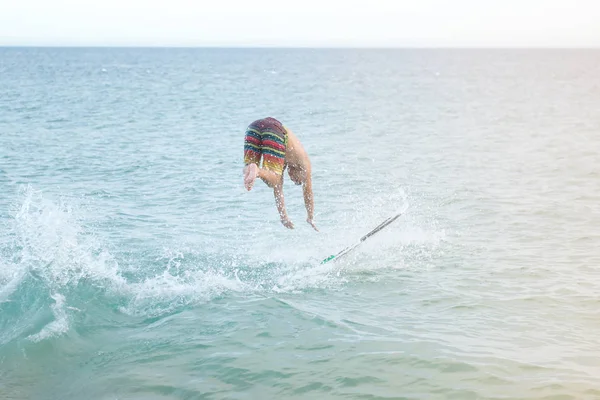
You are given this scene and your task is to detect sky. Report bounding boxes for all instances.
[1,0,599,47]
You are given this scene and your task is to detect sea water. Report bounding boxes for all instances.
[1,48,599,399]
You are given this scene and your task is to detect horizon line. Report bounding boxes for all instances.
[1,44,599,50]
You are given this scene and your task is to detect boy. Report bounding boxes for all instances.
[243,117,318,231]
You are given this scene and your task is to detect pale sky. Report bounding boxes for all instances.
[1,0,599,47]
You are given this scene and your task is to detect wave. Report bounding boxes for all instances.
[0,185,442,344]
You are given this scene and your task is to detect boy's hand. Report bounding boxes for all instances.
[281,217,295,229]
[307,218,319,232]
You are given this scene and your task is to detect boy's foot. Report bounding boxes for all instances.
[244,163,259,191]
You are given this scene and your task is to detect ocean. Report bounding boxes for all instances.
[1,47,599,399]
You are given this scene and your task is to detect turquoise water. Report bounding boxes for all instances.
[1,48,600,399]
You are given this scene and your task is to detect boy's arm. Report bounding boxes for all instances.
[274,183,294,229]
[302,174,318,231]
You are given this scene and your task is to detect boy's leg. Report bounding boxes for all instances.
[244,163,259,191]
[244,163,282,190]
[243,118,286,191]
[243,126,262,191]
[244,163,283,190]
[257,167,282,188]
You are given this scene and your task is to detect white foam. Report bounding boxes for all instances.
[0,267,26,304]
[9,185,125,289]
[27,293,69,342]
[1,184,446,333]
[3,186,126,341]
[119,268,246,317]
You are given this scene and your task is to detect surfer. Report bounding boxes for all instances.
[243,117,318,231]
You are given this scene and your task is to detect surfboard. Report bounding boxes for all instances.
[321,213,402,264]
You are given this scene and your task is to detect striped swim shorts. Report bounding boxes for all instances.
[243,117,288,176]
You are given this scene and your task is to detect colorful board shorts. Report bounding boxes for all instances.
[243,117,287,176]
